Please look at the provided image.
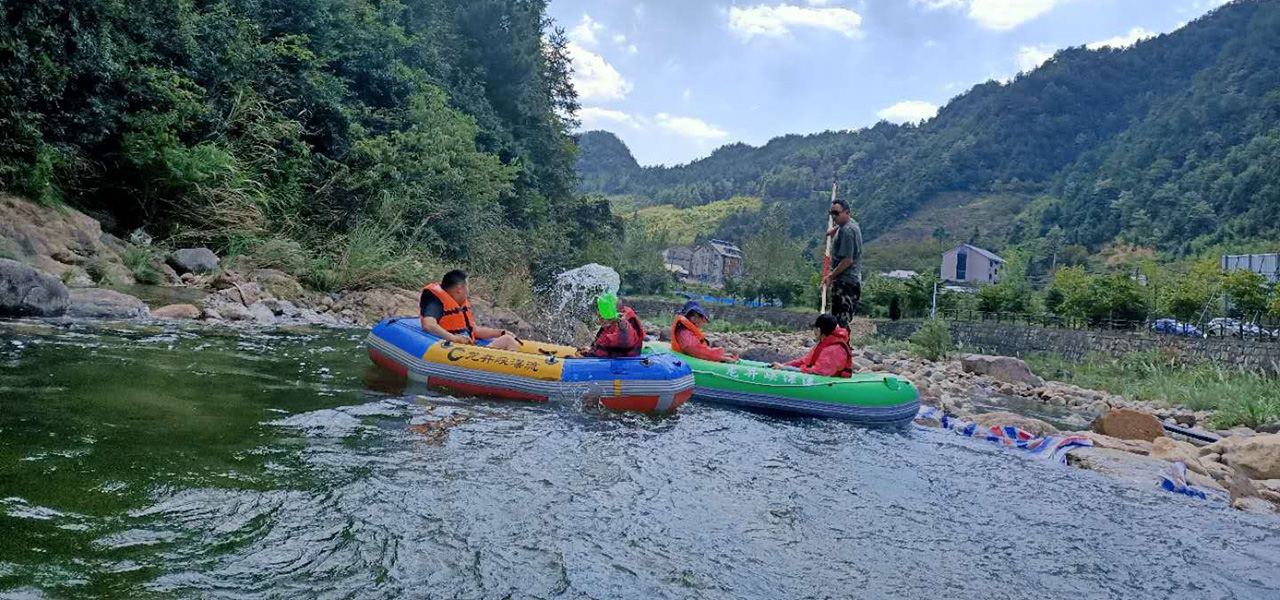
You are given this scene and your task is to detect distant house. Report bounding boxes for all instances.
[663,246,694,273]
[942,243,1005,285]
[690,239,743,287]
[883,270,919,281]
[1222,254,1280,284]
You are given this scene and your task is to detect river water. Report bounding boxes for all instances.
[3,321,1279,599]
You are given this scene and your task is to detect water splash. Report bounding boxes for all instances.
[533,264,621,345]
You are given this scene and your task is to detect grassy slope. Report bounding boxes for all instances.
[619,196,763,246]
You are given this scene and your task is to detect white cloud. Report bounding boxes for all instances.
[877,100,939,124]
[728,4,863,40]
[1087,27,1155,50]
[625,44,638,54]
[567,42,633,102]
[569,14,604,47]
[804,0,835,5]
[682,88,692,102]
[578,107,641,130]
[612,33,627,44]
[656,113,728,139]
[911,0,1065,30]
[1016,45,1056,72]
[971,0,1065,30]
[910,0,965,9]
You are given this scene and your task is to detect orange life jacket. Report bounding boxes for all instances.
[670,314,708,354]
[803,327,854,378]
[422,282,476,337]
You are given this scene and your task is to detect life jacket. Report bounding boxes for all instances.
[670,314,708,354]
[803,327,853,378]
[587,307,645,358]
[622,306,646,342]
[422,282,476,337]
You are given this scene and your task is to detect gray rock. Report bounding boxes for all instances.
[219,303,253,322]
[167,248,219,275]
[128,229,153,247]
[960,354,1044,387]
[65,288,148,320]
[247,302,276,324]
[0,259,70,317]
[740,346,790,364]
[1255,423,1280,435]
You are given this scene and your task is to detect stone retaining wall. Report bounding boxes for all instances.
[626,298,815,329]
[876,320,1280,374]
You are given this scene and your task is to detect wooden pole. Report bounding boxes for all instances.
[821,181,838,314]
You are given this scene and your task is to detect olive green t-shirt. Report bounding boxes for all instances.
[833,220,862,284]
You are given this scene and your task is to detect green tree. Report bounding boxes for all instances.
[1222,269,1271,317]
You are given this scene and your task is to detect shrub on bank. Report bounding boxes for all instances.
[910,319,955,362]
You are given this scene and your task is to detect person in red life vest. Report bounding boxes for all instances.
[579,293,645,358]
[770,313,853,378]
[670,300,739,363]
[419,269,520,351]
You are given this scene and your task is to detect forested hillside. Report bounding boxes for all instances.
[577,0,1280,269]
[0,0,616,289]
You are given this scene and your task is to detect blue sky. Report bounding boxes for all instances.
[548,0,1233,166]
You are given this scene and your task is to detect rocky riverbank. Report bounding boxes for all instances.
[1,195,540,336]
[691,328,1280,514]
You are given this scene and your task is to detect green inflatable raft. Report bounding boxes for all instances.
[645,342,919,426]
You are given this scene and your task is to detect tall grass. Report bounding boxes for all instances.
[123,247,163,285]
[302,222,439,293]
[1025,351,1280,428]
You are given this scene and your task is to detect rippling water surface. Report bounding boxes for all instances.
[2,321,1280,599]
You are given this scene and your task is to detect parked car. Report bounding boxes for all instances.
[1150,318,1205,338]
[1206,318,1278,339]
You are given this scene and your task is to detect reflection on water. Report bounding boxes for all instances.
[2,320,1280,599]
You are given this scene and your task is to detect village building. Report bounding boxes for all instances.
[941,243,1005,285]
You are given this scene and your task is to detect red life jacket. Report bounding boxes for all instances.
[422,282,476,337]
[803,327,853,378]
[588,307,645,358]
[670,314,709,354]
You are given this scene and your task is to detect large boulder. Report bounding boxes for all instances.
[1214,434,1280,480]
[152,303,202,320]
[1150,437,1209,476]
[960,354,1044,386]
[0,259,69,317]
[66,288,149,320]
[1091,408,1165,442]
[251,269,305,301]
[168,248,220,275]
[971,411,1059,437]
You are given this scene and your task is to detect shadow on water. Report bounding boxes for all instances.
[2,320,1280,599]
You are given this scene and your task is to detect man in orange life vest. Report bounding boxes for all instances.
[670,301,739,363]
[420,269,520,351]
[770,313,853,378]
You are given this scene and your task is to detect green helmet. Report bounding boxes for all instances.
[596,292,619,320]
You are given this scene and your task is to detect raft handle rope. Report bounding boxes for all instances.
[689,368,889,389]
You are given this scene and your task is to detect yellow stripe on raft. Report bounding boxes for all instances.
[423,343,566,381]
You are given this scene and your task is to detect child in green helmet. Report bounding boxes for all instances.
[578,293,646,358]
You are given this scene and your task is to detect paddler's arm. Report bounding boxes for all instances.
[421,316,472,345]
[824,257,853,286]
[472,326,511,341]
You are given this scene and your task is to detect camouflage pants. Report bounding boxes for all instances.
[831,279,860,328]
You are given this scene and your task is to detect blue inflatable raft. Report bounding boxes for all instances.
[366,318,694,413]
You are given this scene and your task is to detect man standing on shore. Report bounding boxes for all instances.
[824,198,862,328]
